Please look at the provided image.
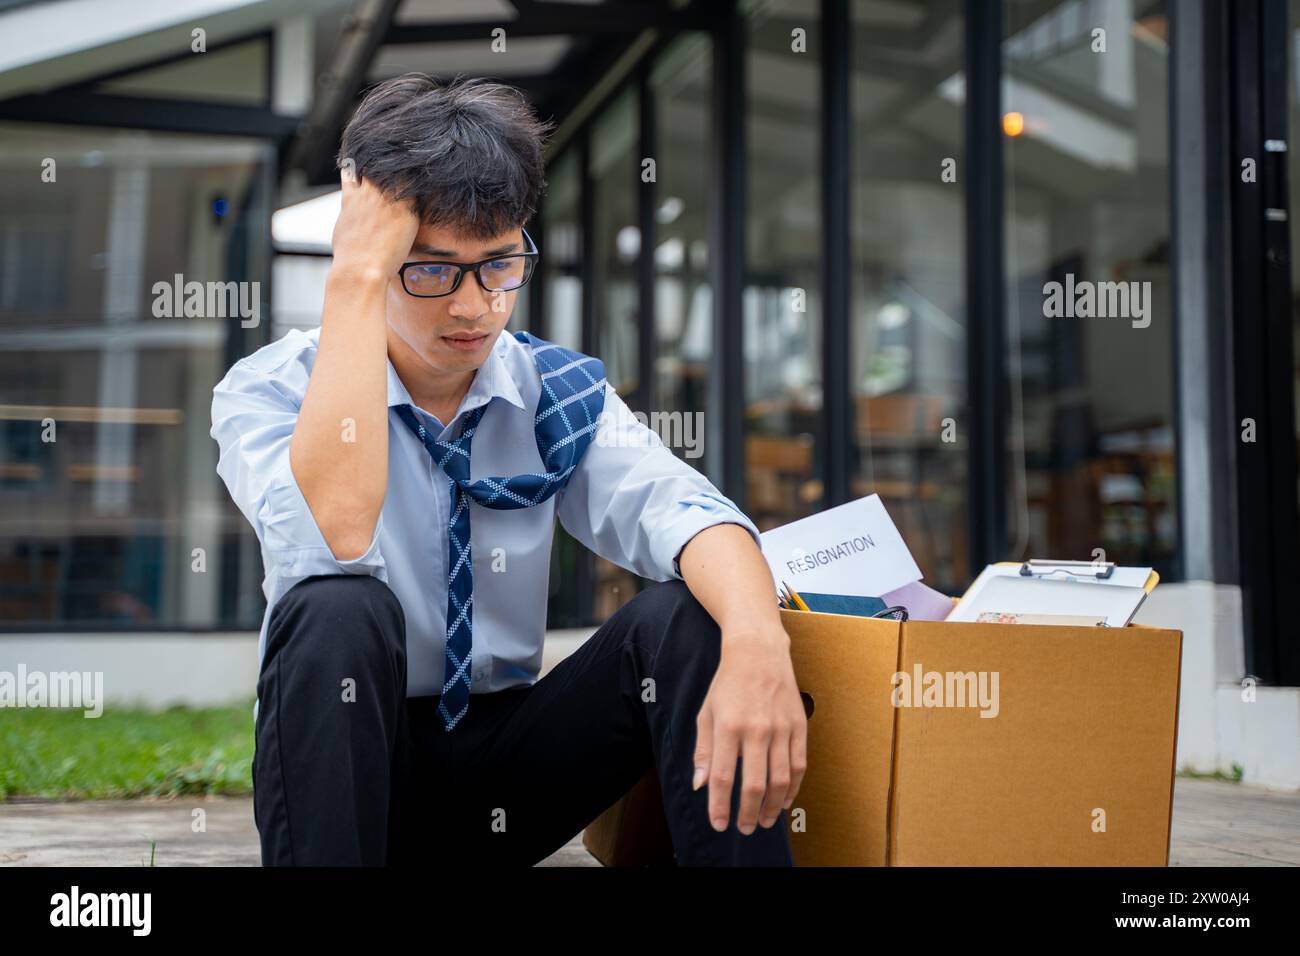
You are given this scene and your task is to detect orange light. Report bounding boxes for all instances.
[1003,111,1025,137]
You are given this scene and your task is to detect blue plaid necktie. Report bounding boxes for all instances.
[395,331,606,731]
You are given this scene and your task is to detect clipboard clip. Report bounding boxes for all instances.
[1019,559,1115,581]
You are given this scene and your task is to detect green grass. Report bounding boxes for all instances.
[0,700,255,801]
[1177,763,1245,784]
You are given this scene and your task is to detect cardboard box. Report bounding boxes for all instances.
[583,608,1182,866]
[580,766,674,866]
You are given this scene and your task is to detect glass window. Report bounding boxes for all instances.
[541,149,583,350]
[745,0,824,531]
[1287,0,1300,543]
[0,123,273,628]
[652,34,714,474]
[850,0,968,592]
[591,86,641,394]
[588,86,642,619]
[1002,0,1176,575]
[491,139,592,627]
[539,147,590,628]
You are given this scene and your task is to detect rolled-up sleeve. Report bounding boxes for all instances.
[210,354,387,582]
[556,383,761,582]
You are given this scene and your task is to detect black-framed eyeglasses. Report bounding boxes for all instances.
[397,227,539,298]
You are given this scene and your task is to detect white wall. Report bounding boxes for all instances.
[0,633,259,710]
[0,628,597,712]
[1135,581,1300,790]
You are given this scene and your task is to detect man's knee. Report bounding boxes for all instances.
[265,574,405,666]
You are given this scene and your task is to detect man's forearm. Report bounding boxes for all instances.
[678,523,787,651]
[679,520,806,832]
[289,266,390,561]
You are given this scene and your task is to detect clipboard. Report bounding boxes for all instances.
[947,561,1158,627]
[1016,559,1159,593]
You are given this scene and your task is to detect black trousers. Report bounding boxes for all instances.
[252,573,795,867]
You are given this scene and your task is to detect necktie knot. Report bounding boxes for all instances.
[396,403,482,485]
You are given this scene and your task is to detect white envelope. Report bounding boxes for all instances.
[759,494,922,599]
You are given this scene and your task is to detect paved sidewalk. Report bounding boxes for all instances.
[0,794,598,866]
[0,777,1295,866]
[1168,778,1300,866]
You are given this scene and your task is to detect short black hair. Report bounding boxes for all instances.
[337,73,553,240]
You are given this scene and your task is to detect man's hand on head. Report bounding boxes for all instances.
[290,168,413,563]
[331,169,421,283]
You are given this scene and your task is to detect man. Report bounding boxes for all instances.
[211,73,807,867]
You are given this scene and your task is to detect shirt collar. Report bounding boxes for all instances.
[385,329,527,418]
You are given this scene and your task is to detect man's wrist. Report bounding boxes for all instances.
[328,260,392,289]
[720,617,790,655]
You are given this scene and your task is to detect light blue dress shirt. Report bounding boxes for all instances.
[210,326,761,721]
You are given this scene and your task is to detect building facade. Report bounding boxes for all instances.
[0,0,1297,781]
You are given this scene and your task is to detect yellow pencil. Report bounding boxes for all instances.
[782,580,811,612]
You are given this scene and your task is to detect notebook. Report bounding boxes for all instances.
[793,592,889,618]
